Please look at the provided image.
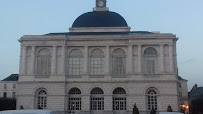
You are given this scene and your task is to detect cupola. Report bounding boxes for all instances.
[69,0,130,32]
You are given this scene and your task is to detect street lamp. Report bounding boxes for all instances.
[180,104,189,114]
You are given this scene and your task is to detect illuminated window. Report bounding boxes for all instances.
[68,88,81,110]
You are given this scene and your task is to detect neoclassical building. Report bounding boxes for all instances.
[17,0,180,114]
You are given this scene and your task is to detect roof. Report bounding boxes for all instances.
[72,11,128,27]
[178,76,187,81]
[45,31,153,36]
[189,87,203,99]
[2,74,19,81]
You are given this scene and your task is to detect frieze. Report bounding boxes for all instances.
[67,33,176,40]
[67,40,129,46]
[67,39,174,47]
[22,40,66,46]
[144,75,161,79]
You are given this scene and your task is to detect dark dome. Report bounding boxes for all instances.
[72,11,128,27]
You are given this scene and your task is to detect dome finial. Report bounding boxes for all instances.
[93,0,109,11]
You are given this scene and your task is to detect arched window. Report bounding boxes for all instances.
[36,89,47,109]
[144,47,158,74]
[69,88,81,94]
[68,88,81,110]
[113,88,126,110]
[144,47,158,55]
[112,49,126,75]
[90,87,104,110]
[147,88,158,111]
[68,49,83,76]
[113,87,126,94]
[37,49,51,75]
[90,49,104,75]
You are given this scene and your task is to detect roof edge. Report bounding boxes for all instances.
[69,27,131,33]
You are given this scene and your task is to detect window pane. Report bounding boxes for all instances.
[68,49,83,76]
[37,90,47,109]
[112,49,126,75]
[147,89,157,110]
[37,49,51,75]
[90,49,104,75]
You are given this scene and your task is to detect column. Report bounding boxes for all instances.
[83,46,89,74]
[61,46,66,74]
[128,45,133,74]
[159,44,164,73]
[51,46,57,75]
[31,46,36,75]
[105,46,110,74]
[169,44,174,73]
[137,45,142,73]
[22,46,27,75]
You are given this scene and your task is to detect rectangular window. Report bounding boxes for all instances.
[113,98,126,110]
[68,58,83,76]
[13,84,16,89]
[148,95,157,110]
[179,83,182,88]
[112,57,125,75]
[12,92,16,98]
[90,57,104,75]
[3,92,7,98]
[91,98,104,110]
[68,98,81,110]
[4,84,7,89]
[146,60,155,74]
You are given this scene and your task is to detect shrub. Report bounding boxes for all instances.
[0,97,16,111]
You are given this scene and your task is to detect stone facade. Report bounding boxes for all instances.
[17,32,180,114]
[17,1,180,113]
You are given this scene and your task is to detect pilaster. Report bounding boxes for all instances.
[83,46,89,75]
[104,95,113,111]
[127,45,133,74]
[137,45,142,73]
[169,44,174,73]
[22,46,27,75]
[105,46,110,74]
[61,46,66,74]
[81,95,90,111]
[159,44,164,73]
[31,46,36,75]
[51,46,57,75]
